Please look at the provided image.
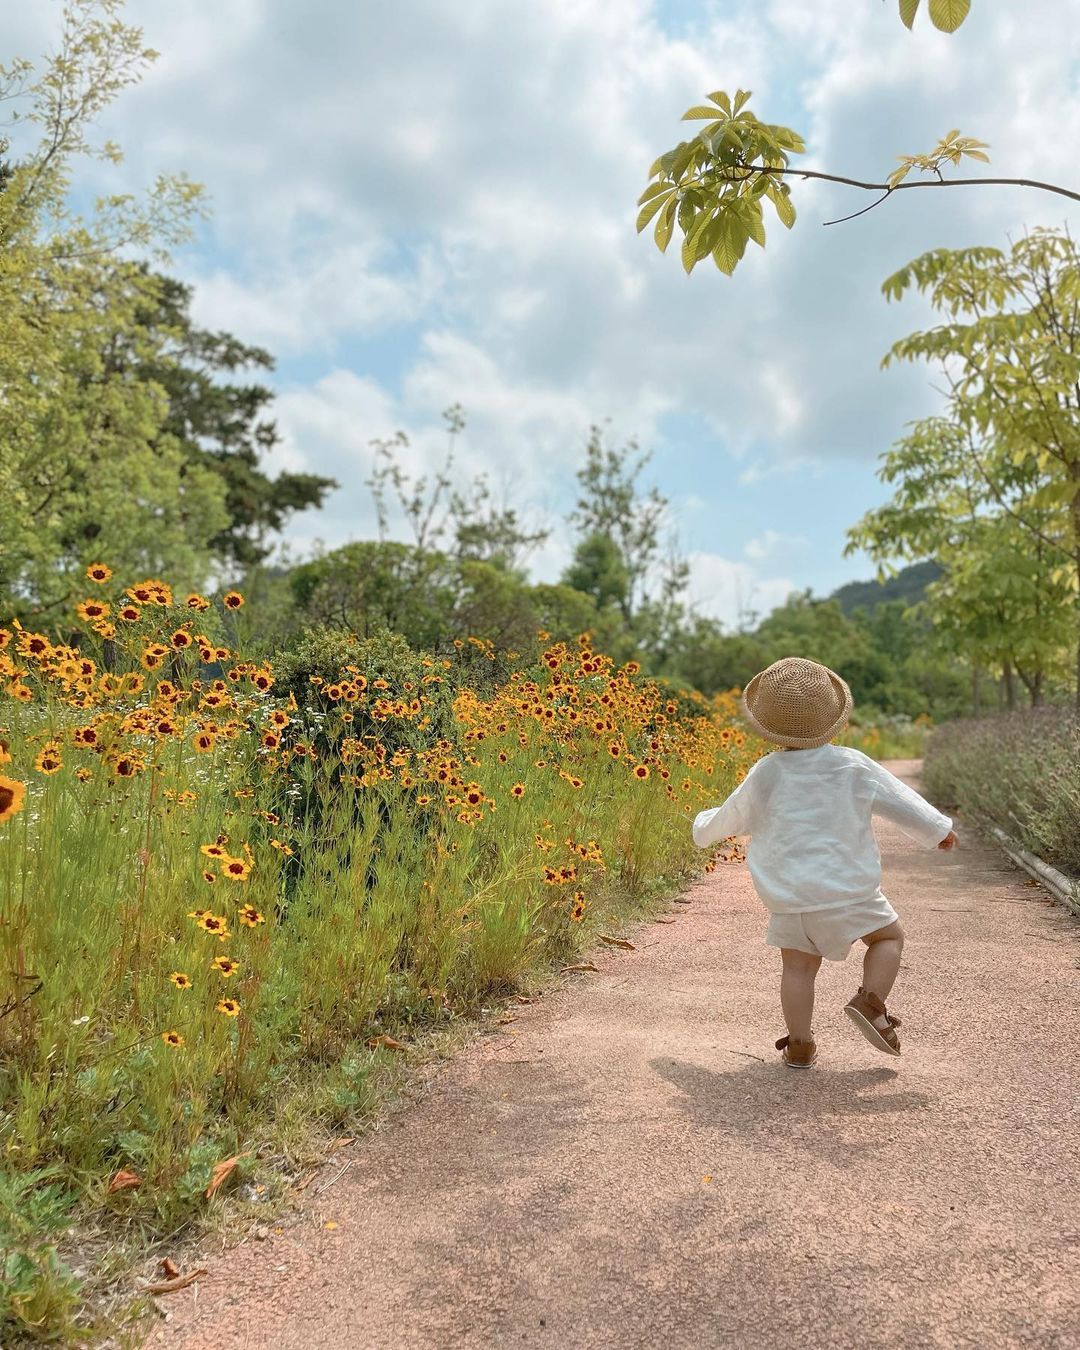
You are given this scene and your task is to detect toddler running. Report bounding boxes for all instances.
[692,657,957,1068]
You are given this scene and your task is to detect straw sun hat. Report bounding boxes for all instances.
[741,656,853,749]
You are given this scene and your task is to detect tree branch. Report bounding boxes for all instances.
[689,164,1080,210]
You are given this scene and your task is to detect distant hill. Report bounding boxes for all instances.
[830,560,942,615]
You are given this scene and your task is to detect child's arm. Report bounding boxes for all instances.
[691,763,762,849]
[862,758,954,848]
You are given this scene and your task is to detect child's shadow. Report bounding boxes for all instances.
[653,1056,934,1140]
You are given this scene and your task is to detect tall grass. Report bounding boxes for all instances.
[923,708,1080,874]
[0,573,759,1340]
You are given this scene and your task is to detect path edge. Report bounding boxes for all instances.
[989,825,1080,918]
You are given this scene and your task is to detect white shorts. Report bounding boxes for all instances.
[765,895,900,962]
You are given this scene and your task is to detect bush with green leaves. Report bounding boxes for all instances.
[923,709,1080,874]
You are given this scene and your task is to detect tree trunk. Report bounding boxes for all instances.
[1030,668,1044,708]
[1075,596,1080,712]
[1002,658,1017,711]
[971,662,981,717]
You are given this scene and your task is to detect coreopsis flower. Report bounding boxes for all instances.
[0,776,27,823]
[34,746,63,775]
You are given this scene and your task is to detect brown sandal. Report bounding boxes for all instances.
[775,1034,817,1068]
[844,987,901,1056]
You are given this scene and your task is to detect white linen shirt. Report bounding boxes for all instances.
[691,744,952,914]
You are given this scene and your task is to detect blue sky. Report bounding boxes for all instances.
[9,0,1080,625]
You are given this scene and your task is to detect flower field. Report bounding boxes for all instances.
[0,567,759,1336]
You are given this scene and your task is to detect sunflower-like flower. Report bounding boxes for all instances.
[197,913,229,938]
[34,746,63,776]
[85,563,112,583]
[0,776,27,824]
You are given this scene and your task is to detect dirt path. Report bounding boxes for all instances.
[150,761,1080,1349]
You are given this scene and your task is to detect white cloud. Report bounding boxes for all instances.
[744,529,807,561]
[7,0,1080,591]
[687,551,795,630]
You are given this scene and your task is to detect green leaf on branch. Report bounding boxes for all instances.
[744,198,767,248]
[768,184,796,229]
[711,212,750,276]
[888,161,915,188]
[682,209,715,273]
[637,180,672,205]
[654,198,676,252]
[928,0,971,31]
[636,190,672,233]
[899,0,920,28]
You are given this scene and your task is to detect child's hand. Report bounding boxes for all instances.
[938,830,958,851]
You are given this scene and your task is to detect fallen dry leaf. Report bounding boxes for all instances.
[324,1220,339,1230]
[292,1169,320,1193]
[673,897,692,905]
[106,1169,141,1195]
[367,1034,407,1051]
[205,1151,251,1199]
[328,1136,354,1155]
[560,961,599,973]
[160,1258,180,1280]
[513,995,534,1004]
[653,917,677,924]
[599,934,636,951]
[144,1267,207,1296]
[496,1014,517,1025]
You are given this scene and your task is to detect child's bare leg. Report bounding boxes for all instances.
[861,920,905,1030]
[780,948,821,1040]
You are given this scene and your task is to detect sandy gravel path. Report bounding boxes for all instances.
[151,761,1080,1349]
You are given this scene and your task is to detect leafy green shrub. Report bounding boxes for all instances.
[923,708,1080,874]
[0,1169,83,1343]
[274,624,457,751]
